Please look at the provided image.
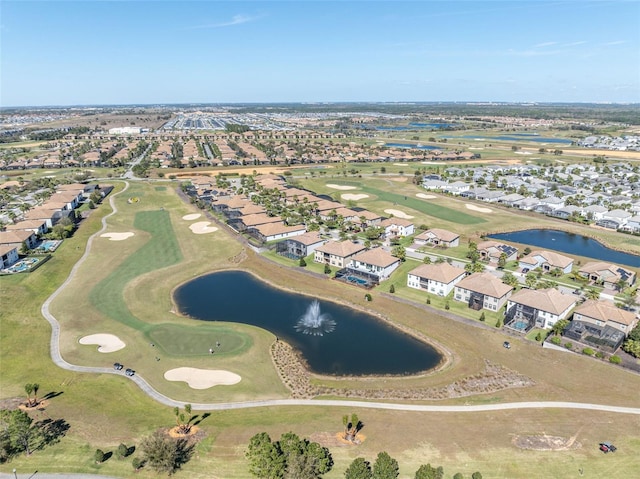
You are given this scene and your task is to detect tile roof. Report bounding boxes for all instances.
[456,272,514,298]
[351,248,400,268]
[508,288,577,315]
[316,240,366,257]
[574,300,637,326]
[408,263,467,284]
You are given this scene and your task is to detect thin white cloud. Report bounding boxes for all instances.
[533,41,558,48]
[602,40,626,46]
[564,41,587,46]
[186,14,263,30]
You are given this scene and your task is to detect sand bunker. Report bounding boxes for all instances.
[164,367,241,389]
[416,193,437,199]
[393,163,409,166]
[79,334,125,353]
[515,151,532,155]
[189,221,219,234]
[341,193,369,201]
[465,204,493,213]
[182,213,202,220]
[327,184,357,190]
[100,232,135,241]
[384,209,414,219]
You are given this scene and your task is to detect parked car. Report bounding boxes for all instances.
[599,443,610,453]
[503,341,511,349]
[113,362,123,370]
[125,368,135,377]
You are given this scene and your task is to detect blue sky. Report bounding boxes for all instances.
[2,1,639,106]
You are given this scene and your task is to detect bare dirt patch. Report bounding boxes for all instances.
[100,232,135,241]
[79,333,126,353]
[341,193,369,201]
[384,209,414,219]
[513,434,581,451]
[327,184,357,190]
[164,367,241,389]
[189,221,218,234]
[465,204,493,214]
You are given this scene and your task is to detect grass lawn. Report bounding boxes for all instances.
[3,179,640,478]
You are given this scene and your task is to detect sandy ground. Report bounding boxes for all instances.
[384,209,414,219]
[182,213,202,220]
[327,184,357,190]
[164,367,241,389]
[189,221,218,234]
[79,334,126,353]
[100,232,135,241]
[393,163,409,166]
[465,204,493,213]
[416,193,437,199]
[341,193,369,201]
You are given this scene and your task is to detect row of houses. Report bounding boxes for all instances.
[0,183,105,270]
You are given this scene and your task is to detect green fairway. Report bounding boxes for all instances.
[88,209,182,331]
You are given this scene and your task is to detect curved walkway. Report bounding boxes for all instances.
[39,181,640,416]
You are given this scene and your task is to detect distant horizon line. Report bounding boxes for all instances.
[2,100,640,110]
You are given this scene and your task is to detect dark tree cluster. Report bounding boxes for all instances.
[246,431,333,479]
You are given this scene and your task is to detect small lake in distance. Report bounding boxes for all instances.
[174,270,442,376]
[489,229,640,267]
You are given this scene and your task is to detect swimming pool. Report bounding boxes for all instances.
[36,239,62,253]
[3,257,41,274]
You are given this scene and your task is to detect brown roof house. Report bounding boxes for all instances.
[564,300,639,351]
[519,250,574,274]
[477,241,518,264]
[407,262,467,296]
[505,288,578,331]
[249,222,306,243]
[454,272,514,311]
[0,244,20,270]
[314,240,366,268]
[275,231,325,260]
[0,230,39,250]
[380,217,415,238]
[346,247,401,282]
[578,262,636,290]
[414,228,460,248]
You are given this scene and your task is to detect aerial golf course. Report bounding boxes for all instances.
[1,177,640,478]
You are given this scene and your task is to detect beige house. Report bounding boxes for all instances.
[578,262,636,290]
[414,228,460,248]
[565,300,638,351]
[347,248,401,281]
[314,241,366,268]
[407,263,467,296]
[454,272,514,311]
[519,250,574,274]
[0,244,20,269]
[477,241,518,264]
[505,288,577,330]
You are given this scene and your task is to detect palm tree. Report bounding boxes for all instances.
[585,288,601,300]
[24,383,34,406]
[342,413,362,442]
[32,383,39,407]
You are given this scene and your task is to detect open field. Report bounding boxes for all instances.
[2,179,640,478]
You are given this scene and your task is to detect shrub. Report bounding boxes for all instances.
[132,457,144,471]
[595,351,605,359]
[535,332,542,342]
[298,257,307,267]
[564,342,573,350]
[95,448,105,463]
[364,293,372,302]
[426,297,431,304]
[582,347,595,356]
[324,264,331,274]
[444,301,450,310]
[609,355,622,364]
[550,336,562,345]
[479,312,486,322]
[389,284,395,293]
[117,443,128,459]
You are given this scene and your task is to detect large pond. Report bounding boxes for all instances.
[489,229,640,267]
[174,270,442,376]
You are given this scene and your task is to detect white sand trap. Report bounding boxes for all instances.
[465,204,493,213]
[100,232,135,241]
[421,161,441,165]
[416,193,437,199]
[341,193,369,201]
[515,151,532,155]
[182,213,202,220]
[189,221,218,234]
[164,367,241,389]
[393,163,409,166]
[468,147,484,150]
[385,209,414,219]
[79,334,125,353]
[327,184,357,190]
